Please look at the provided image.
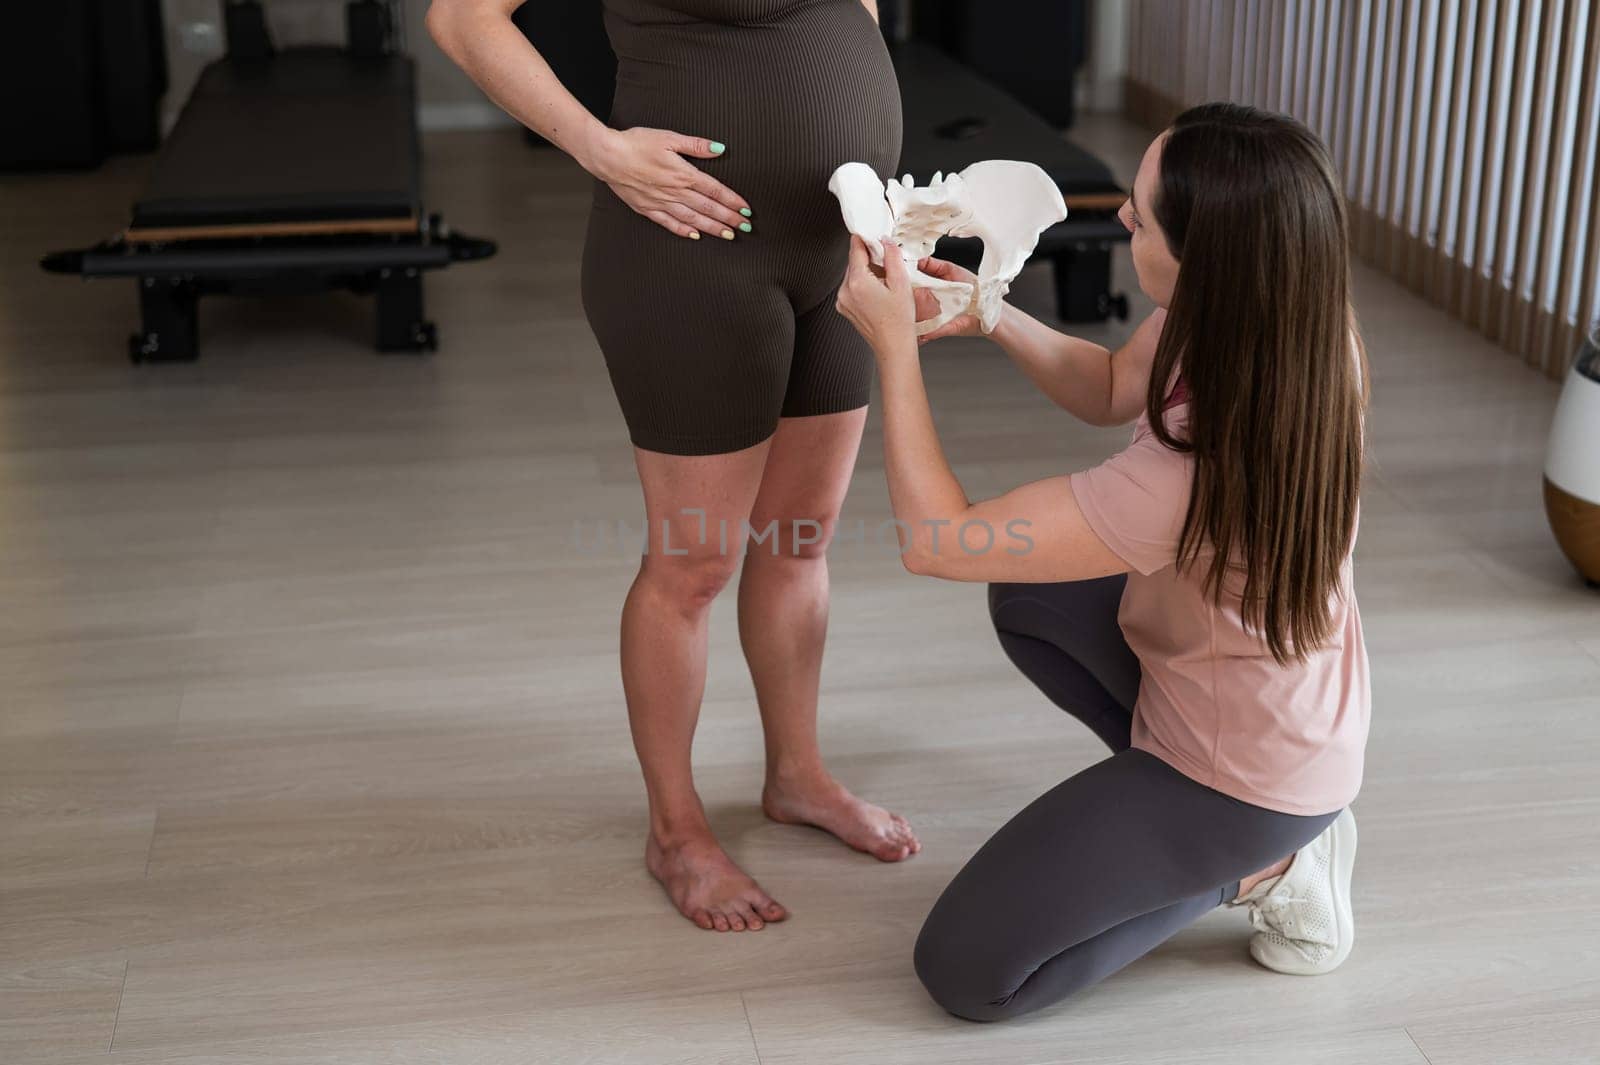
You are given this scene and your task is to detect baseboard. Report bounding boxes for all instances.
[1078,75,1126,114]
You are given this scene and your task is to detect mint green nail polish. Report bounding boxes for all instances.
[709,141,726,154]
[739,222,753,233]
[740,207,752,217]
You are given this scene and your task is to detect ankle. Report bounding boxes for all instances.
[647,805,714,849]
[763,756,831,793]
[1235,853,1294,902]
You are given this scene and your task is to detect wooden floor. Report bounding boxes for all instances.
[3,114,1598,1065]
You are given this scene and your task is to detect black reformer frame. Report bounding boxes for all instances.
[892,41,1132,324]
[41,1,496,363]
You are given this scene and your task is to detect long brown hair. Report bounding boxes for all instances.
[1146,102,1369,665]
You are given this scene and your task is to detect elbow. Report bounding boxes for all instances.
[900,546,943,579]
[423,2,450,50]
[424,0,464,55]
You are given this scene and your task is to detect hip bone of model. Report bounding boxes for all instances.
[828,160,1068,335]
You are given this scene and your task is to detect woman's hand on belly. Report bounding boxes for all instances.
[587,127,753,241]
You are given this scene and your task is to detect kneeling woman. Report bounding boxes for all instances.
[835,103,1370,1021]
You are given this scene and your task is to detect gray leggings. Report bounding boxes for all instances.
[913,576,1341,1022]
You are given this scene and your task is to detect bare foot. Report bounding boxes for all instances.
[645,832,789,932]
[762,771,921,862]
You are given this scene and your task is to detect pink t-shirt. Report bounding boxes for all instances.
[1067,398,1370,815]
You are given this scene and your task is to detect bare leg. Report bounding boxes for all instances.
[737,409,921,861]
[627,440,788,932]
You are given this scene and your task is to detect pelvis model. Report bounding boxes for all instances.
[828,160,1068,335]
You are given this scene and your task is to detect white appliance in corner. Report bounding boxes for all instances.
[1545,324,1600,586]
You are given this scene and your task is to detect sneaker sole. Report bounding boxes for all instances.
[1250,807,1358,976]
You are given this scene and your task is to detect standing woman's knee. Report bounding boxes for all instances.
[639,549,740,615]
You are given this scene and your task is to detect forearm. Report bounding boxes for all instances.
[427,1,612,173]
[875,341,971,562]
[987,303,1116,425]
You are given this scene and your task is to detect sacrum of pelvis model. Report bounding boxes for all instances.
[828,160,1068,335]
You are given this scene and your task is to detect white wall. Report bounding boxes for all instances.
[1078,0,1130,113]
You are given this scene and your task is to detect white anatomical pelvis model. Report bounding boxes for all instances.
[828,160,1068,335]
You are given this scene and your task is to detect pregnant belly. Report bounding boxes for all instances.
[605,2,903,224]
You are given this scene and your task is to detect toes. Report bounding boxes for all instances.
[759,898,789,922]
[692,909,715,930]
[711,912,731,932]
[727,910,747,932]
[734,901,764,931]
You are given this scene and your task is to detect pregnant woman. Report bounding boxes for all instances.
[427,0,917,933]
[835,103,1370,1019]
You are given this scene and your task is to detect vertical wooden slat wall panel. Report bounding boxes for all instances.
[1354,0,1382,254]
[1469,0,1520,330]
[1123,0,1600,376]
[1254,0,1268,103]
[1315,0,1338,141]
[1248,0,1260,102]
[1505,0,1563,362]
[1215,0,1235,103]
[1435,0,1480,308]
[1289,1,1309,120]
[1384,0,1422,276]
[1451,0,1493,315]
[1305,0,1318,122]
[1408,0,1446,286]
[1266,0,1285,113]
[1414,0,1452,294]
[1354,0,1385,258]
[1528,0,1585,371]
[1526,1,1572,357]
[1329,0,1358,186]
[1348,0,1379,212]
[1222,0,1235,101]
[1228,0,1244,102]
[1203,0,1220,104]
[1170,0,1184,104]
[1374,0,1406,265]
[1284,0,1301,115]
[1198,0,1215,103]
[1561,5,1600,362]
[1258,0,1274,109]
[1477,0,1529,335]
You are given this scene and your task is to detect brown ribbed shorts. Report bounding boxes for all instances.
[579,0,903,456]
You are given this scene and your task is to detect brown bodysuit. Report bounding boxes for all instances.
[580,0,903,455]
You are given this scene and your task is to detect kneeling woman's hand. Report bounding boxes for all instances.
[836,236,918,357]
[837,241,989,351]
[913,257,983,343]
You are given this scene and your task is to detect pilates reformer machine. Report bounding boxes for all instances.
[891,39,1132,324]
[41,0,496,363]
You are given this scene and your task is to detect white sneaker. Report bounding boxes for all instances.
[1237,807,1358,975]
